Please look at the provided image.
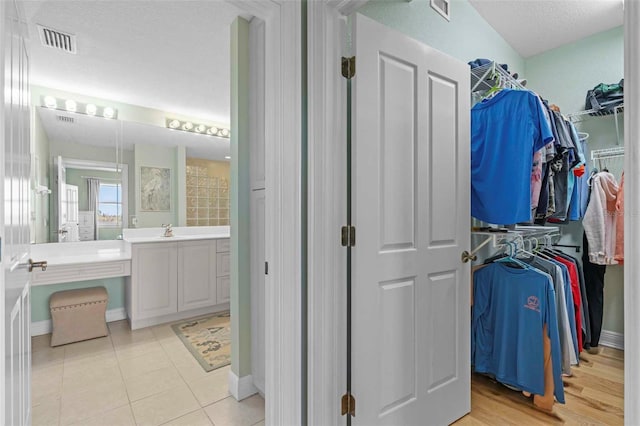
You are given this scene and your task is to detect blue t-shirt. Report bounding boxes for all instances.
[472,262,565,403]
[471,90,554,224]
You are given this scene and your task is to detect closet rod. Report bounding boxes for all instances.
[552,243,581,253]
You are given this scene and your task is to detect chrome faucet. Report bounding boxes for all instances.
[161,224,174,237]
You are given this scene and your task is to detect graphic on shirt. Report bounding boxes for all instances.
[525,295,540,312]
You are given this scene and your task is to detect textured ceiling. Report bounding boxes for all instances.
[468,0,623,58]
[23,0,246,125]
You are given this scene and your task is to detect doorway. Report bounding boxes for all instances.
[1,1,303,425]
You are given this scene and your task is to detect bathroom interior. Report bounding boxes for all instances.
[24,1,266,425]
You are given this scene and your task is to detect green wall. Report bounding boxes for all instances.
[230,17,252,379]
[31,278,125,322]
[358,0,525,72]
[133,144,185,228]
[524,26,624,334]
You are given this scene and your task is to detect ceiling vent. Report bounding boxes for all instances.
[56,115,75,124]
[37,25,77,54]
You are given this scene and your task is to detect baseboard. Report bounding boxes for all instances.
[31,307,128,337]
[599,329,624,350]
[228,370,259,401]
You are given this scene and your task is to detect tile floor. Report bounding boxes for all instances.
[31,319,264,426]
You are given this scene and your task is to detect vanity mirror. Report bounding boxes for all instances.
[32,102,231,244]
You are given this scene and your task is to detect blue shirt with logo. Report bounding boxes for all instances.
[472,262,565,403]
[471,89,554,224]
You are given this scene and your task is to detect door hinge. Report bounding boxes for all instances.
[341,392,356,417]
[265,261,269,275]
[341,56,355,79]
[341,225,356,247]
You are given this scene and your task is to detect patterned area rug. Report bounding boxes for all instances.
[171,311,231,372]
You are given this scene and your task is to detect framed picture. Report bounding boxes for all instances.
[140,166,171,211]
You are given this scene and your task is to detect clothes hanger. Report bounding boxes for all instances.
[495,241,530,269]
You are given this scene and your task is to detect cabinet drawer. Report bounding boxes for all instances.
[217,276,230,303]
[217,252,230,277]
[216,238,230,253]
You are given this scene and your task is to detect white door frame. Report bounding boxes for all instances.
[307,1,368,425]
[230,1,302,424]
[624,1,639,424]
[310,1,640,425]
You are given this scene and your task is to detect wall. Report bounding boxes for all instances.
[525,26,624,335]
[358,0,525,73]
[134,144,185,228]
[31,278,125,322]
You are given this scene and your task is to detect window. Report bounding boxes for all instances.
[98,182,122,227]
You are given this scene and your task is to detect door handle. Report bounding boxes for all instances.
[461,250,477,264]
[28,259,48,272]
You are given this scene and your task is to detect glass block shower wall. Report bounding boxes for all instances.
[186,158,230,226]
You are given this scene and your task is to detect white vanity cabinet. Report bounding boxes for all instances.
[130,242,179,321]
[177,240,217,311]
[126,237,230,329]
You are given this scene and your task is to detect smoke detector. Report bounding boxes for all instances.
[37,25,77,54]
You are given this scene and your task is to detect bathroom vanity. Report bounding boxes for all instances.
[123,226,230,329]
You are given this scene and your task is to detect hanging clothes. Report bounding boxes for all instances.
[583,171,619,265]
[582,232,607,349]
[471,89,554,224]
[614,172,624,263]
[472,262,565,404]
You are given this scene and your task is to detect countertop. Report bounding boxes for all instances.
[31,240,131,267]
[122,226,230,244]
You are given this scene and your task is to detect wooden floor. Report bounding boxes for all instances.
[454,347,624,425]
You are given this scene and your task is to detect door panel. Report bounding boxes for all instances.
[351,14,470,426]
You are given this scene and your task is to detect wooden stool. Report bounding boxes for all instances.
[50,286,109,346]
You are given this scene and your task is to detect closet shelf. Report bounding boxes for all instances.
[591,146,624,169]
[567,104,624,123]
[470,61,526,93]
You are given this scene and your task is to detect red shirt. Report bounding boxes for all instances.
[554,255,582,353]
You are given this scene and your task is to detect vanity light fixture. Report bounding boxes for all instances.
[40,96,118,119]
[103,107,115,119]
[44,96,57,109]
[65,99,77,112]
[165,118,230,139]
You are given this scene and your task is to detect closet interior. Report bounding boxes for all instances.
[469,56,624,417]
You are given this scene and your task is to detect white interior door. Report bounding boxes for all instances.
[2,0,33,424]
[351,14,470,425]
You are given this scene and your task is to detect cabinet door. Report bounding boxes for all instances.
[216,275,230,304]
[178,240,217,311]
[216,252,230,277]
[133,243,178,319]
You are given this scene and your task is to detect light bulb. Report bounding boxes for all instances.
[85,104,97,115]
[103,107,115,119]
[183,122,193,131]
[169,119,180,129]
[195,124,206,133]
[65,99,77,112]
[44,96,57,109]
[207,127,219,135]
[225,156,231,160]
[220,128,230,137]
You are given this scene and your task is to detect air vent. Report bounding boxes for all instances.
[37,25,77,54]
[56,115,74,124]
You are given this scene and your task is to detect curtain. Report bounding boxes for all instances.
[87,178,100,240]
